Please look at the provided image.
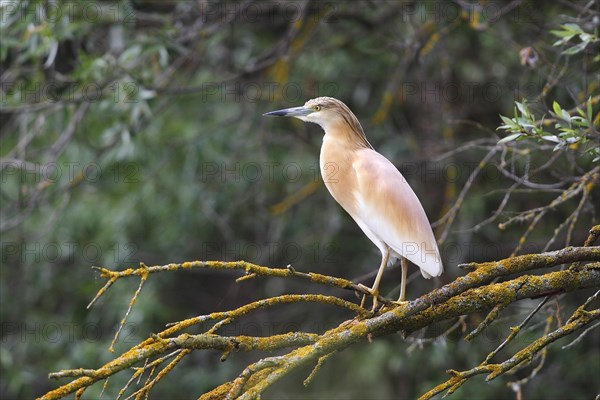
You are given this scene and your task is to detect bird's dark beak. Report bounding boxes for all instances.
[263,106,312,117]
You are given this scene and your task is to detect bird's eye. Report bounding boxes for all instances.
[314,105,322,111]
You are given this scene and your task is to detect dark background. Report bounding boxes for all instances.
[1,1,599,399]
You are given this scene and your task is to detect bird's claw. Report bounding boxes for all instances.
[355,284,382,312]
[356,283,371,293]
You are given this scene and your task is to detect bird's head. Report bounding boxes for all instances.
[264,97,348,128]
[264,96,372,148]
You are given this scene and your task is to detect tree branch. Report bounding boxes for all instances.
[38,244,599,400]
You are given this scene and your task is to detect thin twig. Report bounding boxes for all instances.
[485,296,551,363]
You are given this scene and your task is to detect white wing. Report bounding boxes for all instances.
[351,149,443,278]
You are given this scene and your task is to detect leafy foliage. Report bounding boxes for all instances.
[498,97,599,161]
[551,23,599,55]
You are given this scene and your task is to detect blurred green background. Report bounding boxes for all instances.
[1,1,599,399]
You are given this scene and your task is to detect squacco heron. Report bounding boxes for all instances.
[264,97,443,308]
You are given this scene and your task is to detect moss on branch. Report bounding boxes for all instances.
[39,244,600,400]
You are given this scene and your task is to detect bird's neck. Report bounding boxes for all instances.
[320,120,373,151]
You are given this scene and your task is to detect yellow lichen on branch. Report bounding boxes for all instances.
[419,307,600,399]
[39,242,600,400]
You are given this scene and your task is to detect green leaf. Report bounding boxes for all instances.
[498,115,518,130]
[516,118,534,127]
[552,101,562,116]
[579,33,594,42]
[562,41,588,55]
[516,101,529,117]
[563,23,584,33]
[553,143,564,151]
[570,116,587,127]
[552,38,567,47]
[550,30,574,39]
[558,128,576,136]
[498,133,522,143]
[541,135,560,143]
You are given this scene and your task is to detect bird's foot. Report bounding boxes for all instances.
[359,294,367,309]
[357,283,370,309]
[356,283,381,313]
[392,300,409,307]
[370,294,382,313]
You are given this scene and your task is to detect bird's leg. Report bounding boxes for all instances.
[359,290,368,309]
[397,257,409,303]
[363,246,389,311]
